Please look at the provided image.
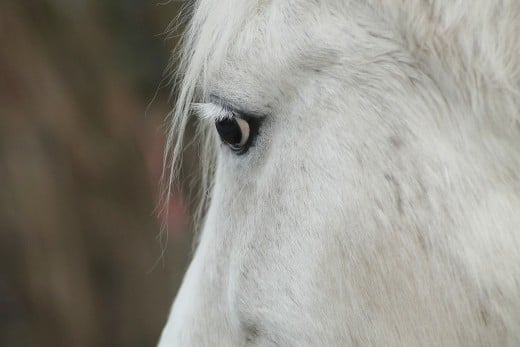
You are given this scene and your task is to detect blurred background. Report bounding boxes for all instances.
[0,1,194,346]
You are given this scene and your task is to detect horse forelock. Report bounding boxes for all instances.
[162,0,248,231]
[163,0,290,231]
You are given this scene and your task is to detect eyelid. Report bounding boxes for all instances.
[210,95,265,118]
[192,95,265,125]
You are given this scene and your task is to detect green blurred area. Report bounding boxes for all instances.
[0,1,192,346]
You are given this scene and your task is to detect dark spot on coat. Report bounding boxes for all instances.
[389,135,404,149]
[384,173,404,215]
[480,307,490,326]
[415,228,428,253]
[244,323,260,343]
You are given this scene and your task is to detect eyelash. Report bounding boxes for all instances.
[192,103,232,121]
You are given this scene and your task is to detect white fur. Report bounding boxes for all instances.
[159,0,520,346]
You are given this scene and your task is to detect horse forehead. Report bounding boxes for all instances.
[204,2,344,104]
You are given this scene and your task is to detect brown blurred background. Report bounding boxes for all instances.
[0,1,194,346]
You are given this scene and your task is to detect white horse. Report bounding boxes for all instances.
[159,0,520,345]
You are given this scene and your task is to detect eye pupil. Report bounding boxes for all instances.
[214,114,255,155]
[215,118,242,146]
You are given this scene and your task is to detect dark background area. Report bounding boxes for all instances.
[0,1,193,346]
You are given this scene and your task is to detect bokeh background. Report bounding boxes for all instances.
[0,1,194,346]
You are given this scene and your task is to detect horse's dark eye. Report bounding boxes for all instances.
[215,117,251,154]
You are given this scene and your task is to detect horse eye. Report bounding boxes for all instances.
[215,117,251,154]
